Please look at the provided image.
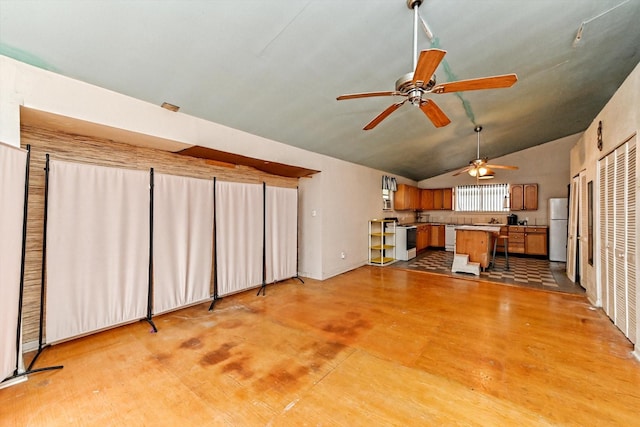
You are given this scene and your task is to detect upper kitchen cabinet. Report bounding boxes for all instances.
[433,188,453,210]
[420,189,434,210]
[510,184,538,211]
[394,184,420,210]
[396,185,452,211]
[418,188,452,210]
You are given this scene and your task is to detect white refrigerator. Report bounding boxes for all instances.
[548,198,568,262]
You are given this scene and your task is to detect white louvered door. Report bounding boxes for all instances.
[567,176,579,282]
[579,170,588,288]
[628,140,637,344]
[598,135,637,344]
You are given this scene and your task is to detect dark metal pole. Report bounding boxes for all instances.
[25,153,63,374]
[209,177,219,310]
[144,168,157,332]
[13,145,30,376]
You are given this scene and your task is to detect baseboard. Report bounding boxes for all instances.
[0,375,27,390]
[22,340,39,353]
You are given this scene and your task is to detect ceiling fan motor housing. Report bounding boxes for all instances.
[395,72,436,106]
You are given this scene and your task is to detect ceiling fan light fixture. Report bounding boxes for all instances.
[468,168,478,177]
[478,169,495,180]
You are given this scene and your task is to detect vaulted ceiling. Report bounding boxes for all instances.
[1,0,639,180]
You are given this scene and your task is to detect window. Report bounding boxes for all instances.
[381,175,396,211]
[382,188,393,210]
[456,183,509,212]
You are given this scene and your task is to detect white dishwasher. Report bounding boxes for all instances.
[445,224,456,252]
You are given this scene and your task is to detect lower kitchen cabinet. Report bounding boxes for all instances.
[416,224,430,251]
[524,227,548,256]
[429,224,445,248]
[508,227,525,254]
[507,225,547,256]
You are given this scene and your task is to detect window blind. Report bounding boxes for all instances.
[456,183,509,212]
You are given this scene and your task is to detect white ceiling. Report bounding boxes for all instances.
[1,0,639,180]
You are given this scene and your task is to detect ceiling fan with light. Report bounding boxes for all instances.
[452,125,518,180]
[336,0,518,130]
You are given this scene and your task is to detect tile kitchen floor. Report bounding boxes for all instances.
[391,249,585,295]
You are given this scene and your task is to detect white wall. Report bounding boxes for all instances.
[0,55,402,281]
[570,61,640,357]
[417,133,580,225]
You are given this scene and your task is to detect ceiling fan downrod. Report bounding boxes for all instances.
[408,0,423,71]
[406,0,425,106]
[475,125,483,159]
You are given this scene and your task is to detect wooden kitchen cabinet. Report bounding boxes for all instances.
[455,229,493,268]
[508,226,526,254]
[420,188,453,210]
[433,188,453,210]
[394,184,410,210]
[420,189,434,210]
[409,185,420,209]
[524,226,548,256]
[507,225,548,256]
[416,224,430,251]
[429,224,445,247]
[442,188,453,210]
[510,184,538,211]
[394,184,420,210]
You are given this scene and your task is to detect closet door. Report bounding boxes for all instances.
[579,170,588,289]
[616,139,636,343]
[599,154,614,316]
[598,135,637,344]
[567,176,579,282]
[628,141,637,344]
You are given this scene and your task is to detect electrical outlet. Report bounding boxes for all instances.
[340,251,346,259]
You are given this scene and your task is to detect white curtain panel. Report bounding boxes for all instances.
[0,143,27,381]
[153,174,213,314]
[216,181,264,296]
[46,161,149,344]
[265,186,298,283]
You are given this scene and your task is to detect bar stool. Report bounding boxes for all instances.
[491,234,510,271]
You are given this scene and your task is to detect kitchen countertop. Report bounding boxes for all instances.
[403,222,456,226]
[398,222,548,227]
[455,225,502,232]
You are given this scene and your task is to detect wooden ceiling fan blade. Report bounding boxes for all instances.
[337,91,402,101]
[419,99,451,128]
[452,166,472,176]
[486,164,519,170]
[363,100,406,130]
[431,74,518,94]
[412,49,446,87]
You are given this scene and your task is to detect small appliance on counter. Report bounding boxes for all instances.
[507,214,518,225]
